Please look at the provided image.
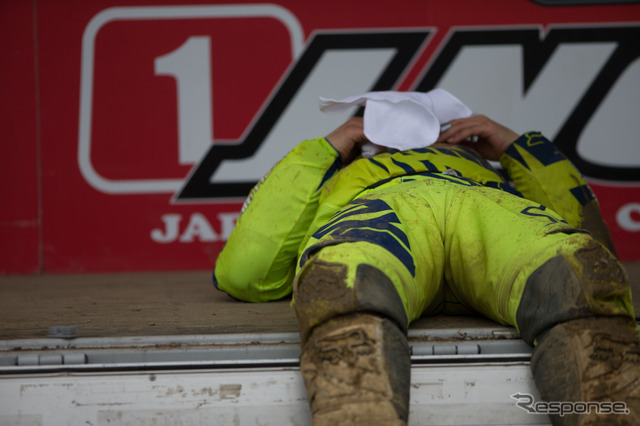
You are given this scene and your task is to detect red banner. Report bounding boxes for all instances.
[2,0,639,274]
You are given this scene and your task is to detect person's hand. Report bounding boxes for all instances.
[437,115,519,161]
[325,117,370,164]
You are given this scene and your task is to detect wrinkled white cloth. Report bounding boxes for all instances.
[319,89,472,153]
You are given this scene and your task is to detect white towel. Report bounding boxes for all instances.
[319,89,472,152]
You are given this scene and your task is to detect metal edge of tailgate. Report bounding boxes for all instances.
[0,326,532,374]
[0,327,550,425]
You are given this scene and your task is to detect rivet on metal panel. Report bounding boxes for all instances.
[63,353,88,365]
[456,342,480,355]
[39,354,63,365]
[17,354,39,366]
[433,344,457,355]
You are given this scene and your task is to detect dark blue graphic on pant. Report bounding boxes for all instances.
[300,198,415,276]
[521,205,567,224]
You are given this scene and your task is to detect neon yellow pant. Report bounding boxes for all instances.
[295,174,634,335]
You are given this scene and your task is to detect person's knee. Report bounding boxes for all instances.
[293,256,408,343]
[516,239,633,345]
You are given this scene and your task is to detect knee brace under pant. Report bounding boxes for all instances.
[293,255,408,344]
[516,239,634,345]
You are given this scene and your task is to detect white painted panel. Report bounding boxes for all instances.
[0,363,550,426]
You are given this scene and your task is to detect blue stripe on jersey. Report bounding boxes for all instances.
[368,157,389,172]
[516,132,566,167]
[391,158,417,174]
[317,156,342,190]
[570,184,595,206]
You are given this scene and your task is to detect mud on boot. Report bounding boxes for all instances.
[299,313,411,426]
[531,316,640,426]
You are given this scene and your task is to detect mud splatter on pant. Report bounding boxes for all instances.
[293,174,638,425]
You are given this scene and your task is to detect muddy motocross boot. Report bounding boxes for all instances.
[531,316,640,426]
[299,313,411,426]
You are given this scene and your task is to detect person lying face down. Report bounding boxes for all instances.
[214,90,639,426]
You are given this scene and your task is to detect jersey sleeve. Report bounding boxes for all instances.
[213,137,342,302]
[499,132,616,254]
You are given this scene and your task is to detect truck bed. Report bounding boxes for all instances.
[1,263,638,425]
[2,263,637,340]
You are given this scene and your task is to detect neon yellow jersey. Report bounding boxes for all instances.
[304,142,515,253]
[214,133,612,302]
[500,132,614,252]
[214,138,341,302]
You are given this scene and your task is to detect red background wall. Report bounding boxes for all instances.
[2,0,639,274]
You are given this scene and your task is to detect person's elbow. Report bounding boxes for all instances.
[213,244,294,302]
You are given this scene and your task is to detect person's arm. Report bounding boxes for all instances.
[498,132,616,254]
[438,115,616,254]
[214,118,369,302]
[214,137,342,302]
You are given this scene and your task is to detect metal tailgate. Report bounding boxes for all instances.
[0,326,552,426]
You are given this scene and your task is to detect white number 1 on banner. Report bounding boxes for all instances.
[155,36,213,165]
